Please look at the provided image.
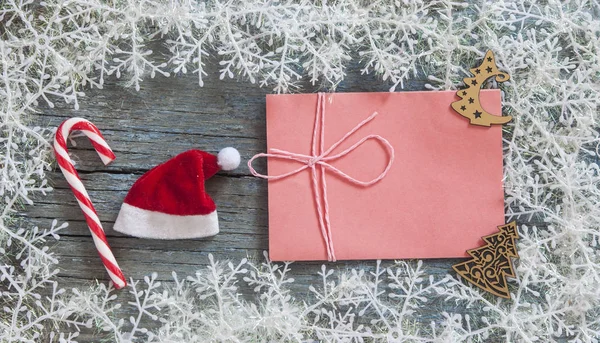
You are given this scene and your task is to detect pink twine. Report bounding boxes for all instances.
[248,93,395,261]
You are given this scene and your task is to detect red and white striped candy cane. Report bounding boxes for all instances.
[54,118,127,289]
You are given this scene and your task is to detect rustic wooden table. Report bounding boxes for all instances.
[23,43,461,332]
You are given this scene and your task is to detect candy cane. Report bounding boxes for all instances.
[53,118,127,289]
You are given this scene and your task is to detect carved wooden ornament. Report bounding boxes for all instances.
[451,50,512,126]
[452,221,519,299]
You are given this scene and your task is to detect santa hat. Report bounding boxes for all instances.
[113,148,240,239]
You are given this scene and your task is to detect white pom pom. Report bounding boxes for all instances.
[217,147,240,171]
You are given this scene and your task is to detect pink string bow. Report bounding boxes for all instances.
[248,93,395,262]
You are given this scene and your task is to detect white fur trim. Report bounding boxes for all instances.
[113,203,219,239]
[217,147,240,170]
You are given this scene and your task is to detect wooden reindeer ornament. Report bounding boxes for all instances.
[451,50,512,127]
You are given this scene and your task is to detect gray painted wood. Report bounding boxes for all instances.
[21,42,473,338]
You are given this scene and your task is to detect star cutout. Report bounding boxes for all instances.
[474,110,482,118]
[468,97,474,104]
[486,66,493,73]
[487,57,492,62]
[471,80,478,86]
[475,69,481,74]
[462,91,467,96]
[460,105,466,111]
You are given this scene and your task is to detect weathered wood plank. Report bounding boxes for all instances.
[21,173,267,228]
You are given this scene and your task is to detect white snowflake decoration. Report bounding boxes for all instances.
[1,0,600,342]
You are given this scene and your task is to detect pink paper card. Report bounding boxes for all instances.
[263,90,505,261]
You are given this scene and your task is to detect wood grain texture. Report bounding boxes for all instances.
[22,41,475,336]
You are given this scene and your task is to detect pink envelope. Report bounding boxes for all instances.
[261,90,505,261]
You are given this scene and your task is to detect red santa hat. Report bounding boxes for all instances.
[113,148,240,239]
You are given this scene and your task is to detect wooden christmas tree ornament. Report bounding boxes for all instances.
[452,221,519,299]
[451,50,512,127]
